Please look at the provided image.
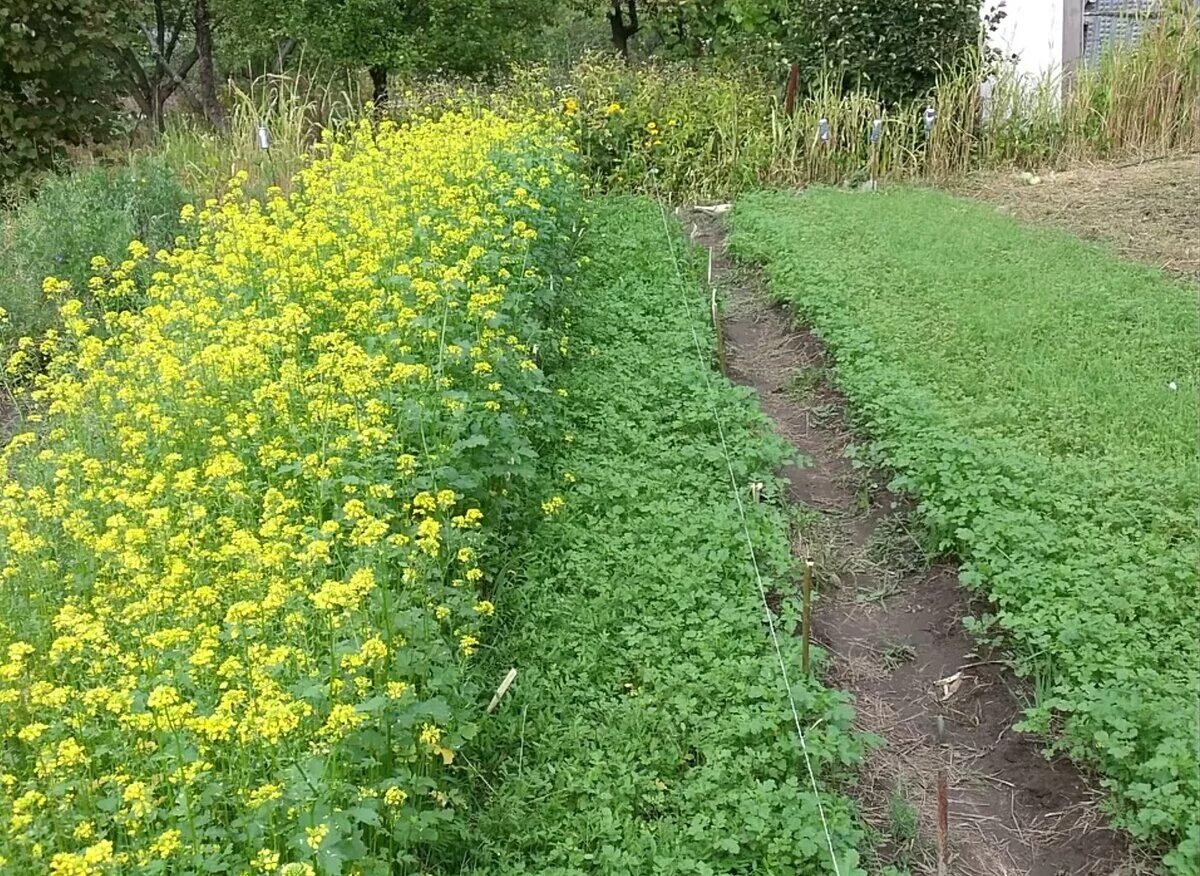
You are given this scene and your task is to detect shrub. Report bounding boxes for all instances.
[787,0,983,104]
[498,53,775,199]
[565,54,775,197]
[0,155,190,351]
[627,0,981,106]
[0,0,124,183]
[0,110,582,873]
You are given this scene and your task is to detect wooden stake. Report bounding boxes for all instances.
[711,281,727,375]
[936,715,950,875]
[486,668,518,714]
[784,62,800,116]
[801,560,814,674]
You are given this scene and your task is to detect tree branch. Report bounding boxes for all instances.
[104,45,155,117]
[165,0,190,62]
[154,0,166,55]
[138,23,202,114]
[274,37,297,73]
[157,46,201,105]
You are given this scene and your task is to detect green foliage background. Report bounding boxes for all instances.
[785,0,982,102]
[0,0,125,181]
[638,0,983,103]
[214,0,547,77]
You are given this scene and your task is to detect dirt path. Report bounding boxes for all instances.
[686,209,1137,876]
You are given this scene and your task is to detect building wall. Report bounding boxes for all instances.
[989,0,1067,79]
[1082,0,1163,64]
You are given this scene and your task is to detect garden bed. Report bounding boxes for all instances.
[729,187,1200,871]
[465,197,865,873]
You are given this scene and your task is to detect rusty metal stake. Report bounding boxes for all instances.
[784,62,800,116]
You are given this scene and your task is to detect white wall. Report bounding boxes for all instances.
[988,0,1065,79]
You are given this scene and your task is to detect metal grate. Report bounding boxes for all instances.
[1082,0,1163,64]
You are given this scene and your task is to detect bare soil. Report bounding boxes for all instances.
[961,155,1200,284]
[686,209,1143,875]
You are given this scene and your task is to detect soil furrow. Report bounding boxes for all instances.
[685,208,1137,876]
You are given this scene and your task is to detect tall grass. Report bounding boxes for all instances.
[547,3,1199,198]
[768,3,1199,186]
[158,68,364,199]
[1062,2,1200,158]
[795,3,1197,178]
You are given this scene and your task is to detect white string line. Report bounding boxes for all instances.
[650,194,844,876]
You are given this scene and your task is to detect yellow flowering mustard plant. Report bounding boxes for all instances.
[0,110,581,873]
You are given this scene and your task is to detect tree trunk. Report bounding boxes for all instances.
[274,38,297,74]
[611,28,629,60]
[607,0,639,61]
[152,81,166,132]
[194,0,224,128]
[784,63,800,116]
[369,65,389,109]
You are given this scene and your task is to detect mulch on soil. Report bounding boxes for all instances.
[961,155,1200,284]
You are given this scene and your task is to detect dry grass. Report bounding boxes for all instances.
[960,154,1200,282]
[156,70,364,200]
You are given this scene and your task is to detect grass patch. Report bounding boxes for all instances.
[878,643,916,671]
[786,364,829,398]
[729,187,1200,871]
[885,780,919,854]
[466,197,866,873]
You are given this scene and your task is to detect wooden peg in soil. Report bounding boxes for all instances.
[936,715,950,876]
[801,560,814,675]
[486,668,518,714]
[711,283,727,375]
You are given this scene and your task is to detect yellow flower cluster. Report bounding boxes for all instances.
[0,110,580,873]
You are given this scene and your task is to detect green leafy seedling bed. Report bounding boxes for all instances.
[729,187,1200,871]
[467,197,866,874]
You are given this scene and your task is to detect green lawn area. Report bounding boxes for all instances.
[729,187,1200,870]
[466,197,865,874]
